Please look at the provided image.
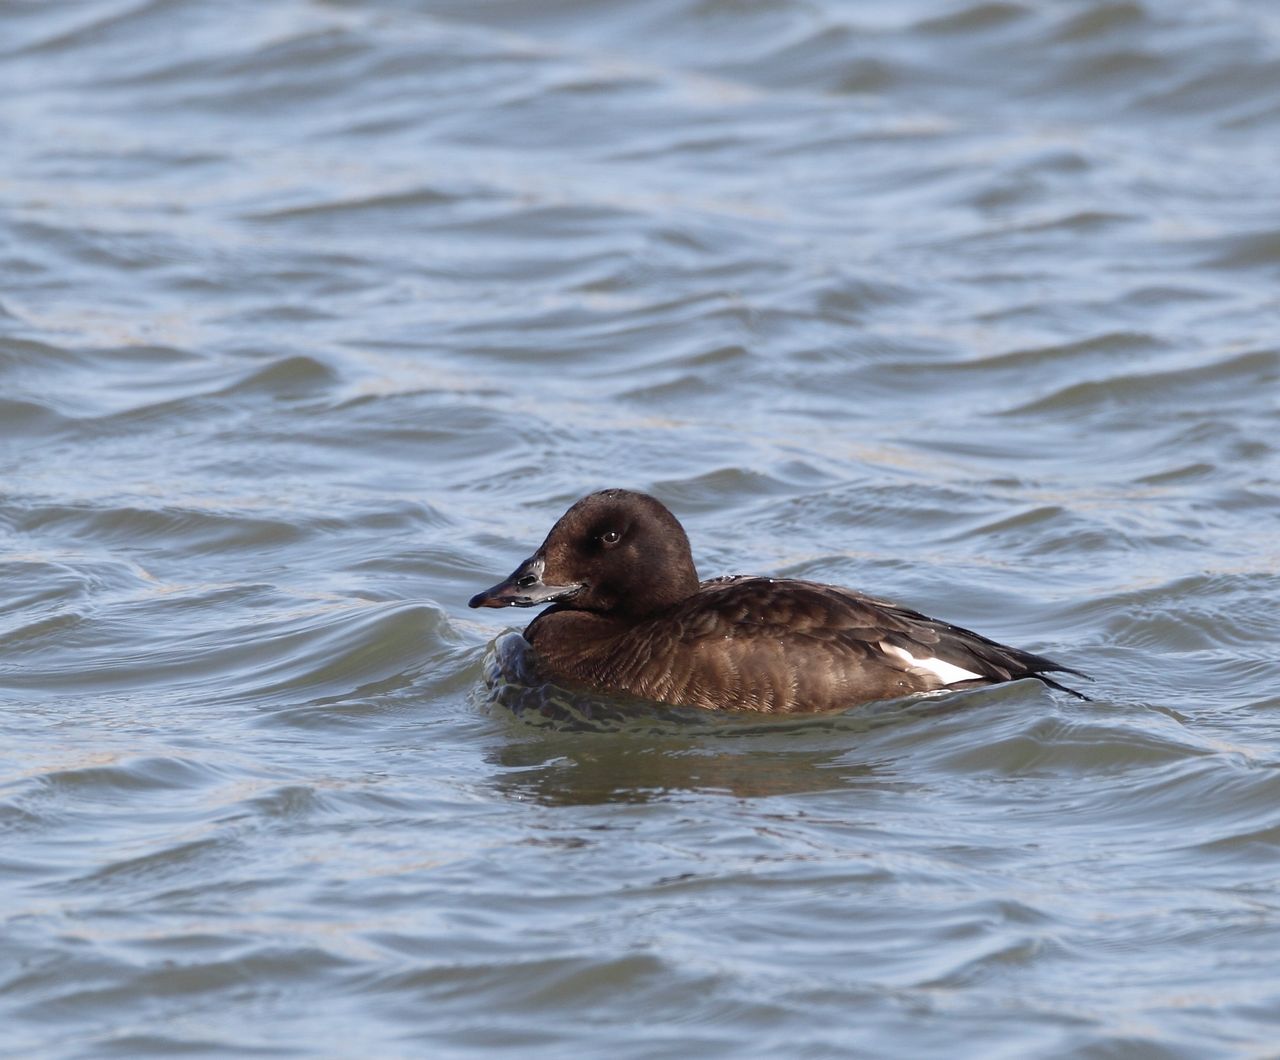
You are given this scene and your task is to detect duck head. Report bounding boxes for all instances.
[468,489,700,618]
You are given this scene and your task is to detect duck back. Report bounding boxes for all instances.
[525,576,1087,714]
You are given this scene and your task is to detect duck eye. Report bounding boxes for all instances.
[600,529,621,547]
[517,573,537,588]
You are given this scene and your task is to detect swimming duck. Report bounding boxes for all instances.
[469,489,1088,713]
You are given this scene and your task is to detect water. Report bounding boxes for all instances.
[3,0,1279,1055]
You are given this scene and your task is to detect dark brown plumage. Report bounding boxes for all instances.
[469,489,1089,713]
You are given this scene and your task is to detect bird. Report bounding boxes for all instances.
[469,488,1089,713]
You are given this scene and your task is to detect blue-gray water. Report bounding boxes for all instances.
[3,0,1280,1056]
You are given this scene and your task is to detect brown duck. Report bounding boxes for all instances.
[469,489,1089,713]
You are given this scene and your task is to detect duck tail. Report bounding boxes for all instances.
[1036,668,1093,702]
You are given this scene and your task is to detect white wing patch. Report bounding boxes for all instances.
[878,642,983,685]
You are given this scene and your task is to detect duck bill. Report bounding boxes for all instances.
[468,555,583,609]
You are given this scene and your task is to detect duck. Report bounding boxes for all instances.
[469,489,1089,713]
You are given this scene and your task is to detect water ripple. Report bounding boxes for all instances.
[4,0,1280,1054]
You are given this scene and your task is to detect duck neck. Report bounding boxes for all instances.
[619,550,699,618]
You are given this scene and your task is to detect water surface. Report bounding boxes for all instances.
[3,0,1280,1055]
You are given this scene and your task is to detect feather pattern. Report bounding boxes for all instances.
[470,490,1091,714]
[525,576,1089,714]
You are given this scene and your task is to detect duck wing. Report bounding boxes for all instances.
[615,576,1088,712]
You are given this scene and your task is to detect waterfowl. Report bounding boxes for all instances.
[469,489,1089,713]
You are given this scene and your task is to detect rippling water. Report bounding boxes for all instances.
[3,0,1280,1055]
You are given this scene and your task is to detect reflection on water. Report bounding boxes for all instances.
[479,634,1070,804]
[479,632,897,802]
[488,738,889,805]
